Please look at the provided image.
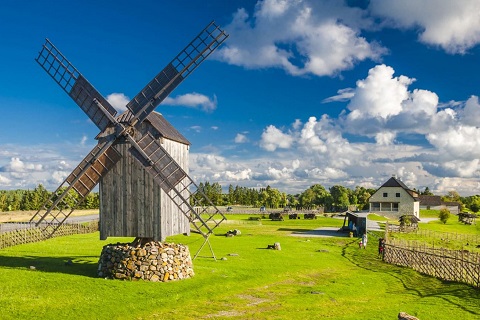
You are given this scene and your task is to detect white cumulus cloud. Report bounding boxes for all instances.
[259,125,294,151]
[369,0,480,54]
[216,0,386,76]
[306,167,347,180]
[0,174,12,185]
[347,64,413,120]
[163,93,217,113]
[106,92,130,112]
[222,169,252,181]
[234,133,248,143]
[2,157,43,173]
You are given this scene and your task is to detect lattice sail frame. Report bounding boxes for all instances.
[35,39,118,131]
[30,21,229,246]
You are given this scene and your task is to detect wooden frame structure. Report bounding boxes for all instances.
[30,21,229,258]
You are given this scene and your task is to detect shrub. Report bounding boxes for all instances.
[438,208,451,224]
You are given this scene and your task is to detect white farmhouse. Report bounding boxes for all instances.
[369,176,420,218]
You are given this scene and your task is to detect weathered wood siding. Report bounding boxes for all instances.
[99,126,190,241]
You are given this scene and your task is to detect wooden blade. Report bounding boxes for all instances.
[129,132,187,193]
[69,75,118,131]
[128,130,226,237]
[126,21,228,126]
[65,142,122,197]
[36,39,117,131]
[29,140,121,237]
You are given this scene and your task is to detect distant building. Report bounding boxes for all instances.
[418,195,460,215]
[369,176,420,218]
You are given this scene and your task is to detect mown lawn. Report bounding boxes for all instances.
[0,217,479,319]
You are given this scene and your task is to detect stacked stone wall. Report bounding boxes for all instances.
[98,241,194,282]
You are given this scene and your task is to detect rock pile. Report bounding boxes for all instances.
[226,229,241,237]
[267,242,281,250]
[398,312,419,320]
[97,241,194,282]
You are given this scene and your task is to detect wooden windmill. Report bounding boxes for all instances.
[30,21,228,258]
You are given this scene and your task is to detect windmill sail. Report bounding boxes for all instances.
[32,21,228,251]
[126,21,228,126]
[36,39,117,131]
[128,131,226,237]
[30,141,121,237]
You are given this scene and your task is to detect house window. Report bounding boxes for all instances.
[393,203,399,211]
[383,192,388,197]
[396,193,401,197]
[371,203,380,211]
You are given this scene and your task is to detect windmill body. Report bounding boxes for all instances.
[99,112,191,241]
[30,22,228,260]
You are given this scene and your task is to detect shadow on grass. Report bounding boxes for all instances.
[278,227,349,238]
[341,240,480,316]
[277,228,313,232]
[0,254,99,278]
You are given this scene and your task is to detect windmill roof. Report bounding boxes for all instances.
[116,111,190,145]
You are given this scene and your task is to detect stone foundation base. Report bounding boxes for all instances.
[97,241,194,282]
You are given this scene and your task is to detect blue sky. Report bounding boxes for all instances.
[1,0,480,196]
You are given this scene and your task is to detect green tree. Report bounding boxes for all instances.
[470,202,480,213]
[462,195,480,213]
[353,186,373,210]
[329,185,350,211]
[227,184,235,205]
[438,208,450,224]
[81,192,99,209]
[299,184,331,209]
[193,181,223,206]
[442,190,461,202]
[421,186,434,195]
[287,194,299,207]
[299,188,315,208]
[27,184,50,210]
[310,184,330,207]
[257,189,266,207]
[442,190,464,211]
[6,190,24,211]
[0,191,7,211]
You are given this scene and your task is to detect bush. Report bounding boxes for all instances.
[438,208,451,224]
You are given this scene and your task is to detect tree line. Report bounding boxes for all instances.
[2,182,479,213]
[0,184,99,212]
[194,182,377,211]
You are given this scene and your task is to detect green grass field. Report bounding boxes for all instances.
[0,216,479,319]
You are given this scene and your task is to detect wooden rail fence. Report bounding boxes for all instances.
[0,221,98,249]
[384,235,480,288]
[387,224,480,245]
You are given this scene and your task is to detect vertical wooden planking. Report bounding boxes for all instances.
[99,115,192,240]
[126,142,133,236]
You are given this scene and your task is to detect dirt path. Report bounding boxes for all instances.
[0,209,99,223]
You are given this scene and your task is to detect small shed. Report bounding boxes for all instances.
[341,211,368,236]
[458,212,477,225]
[399,214,420,230]
[98,111,191,241]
